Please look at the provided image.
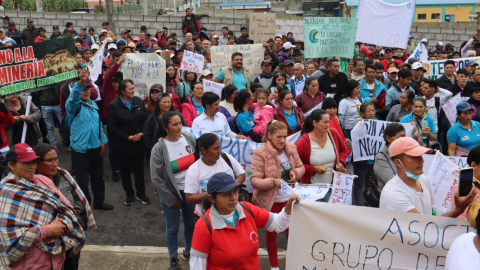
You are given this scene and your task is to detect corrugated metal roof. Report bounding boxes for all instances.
[346,0,480,6]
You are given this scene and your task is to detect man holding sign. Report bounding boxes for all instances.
[214,52,251,90]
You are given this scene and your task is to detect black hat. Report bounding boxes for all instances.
[292,49,302,56]
[267,38,274,43]
[112,50,123,57]
[150,83,163,92]
[2,16,9,21]
[102,21,109,26]
[261,60,273,66]
[140,25,147,30]
[112,72,123,82]
[8,21,15,26]
[471,82,480,92]
[321,97,338,110]
[66,22,73,28]
[37,27,46,32]
[169,41,177,45]
[145,32,151,36]
[53,25,59,30]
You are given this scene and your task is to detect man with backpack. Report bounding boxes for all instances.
[65,67,113,211]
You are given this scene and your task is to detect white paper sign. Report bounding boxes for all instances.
[426,151,460,215]
[276,20,304,41]
[328,171,354,205]
[293,184,330,201]
[287,202,473,270]
[211,44,264,79]
[89,44,105,82]
[408,42,428,62]
[123,53,166,98]
[442,93,462,126]
[181,50,204,74]
[423,154,469,173]
[351,120,414,161]
[202,80,224,98]
[356,0,416,49]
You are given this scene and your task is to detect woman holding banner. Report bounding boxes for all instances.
[250,120,304,270]
[447,102,480,157]
[5,95,42,147]
[373,123,405,189]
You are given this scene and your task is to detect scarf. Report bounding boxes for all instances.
[412,112,428,147]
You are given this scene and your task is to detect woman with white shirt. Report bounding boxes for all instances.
[219,84,238,131]
[338,79,363,139]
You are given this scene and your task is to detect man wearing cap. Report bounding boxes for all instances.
[48,25,61,40]
[214,52,251,90]
[21,18,38,44]
[181,8,202,35]
[358,45,371,61]
[408,35,415,53]
[445,43,455,53]
[119,29,132,44]
[410,62,426,95]
[2,16,9,30]
[383,66,398,89]
[278,42,294,64]
[436,41,445,51]
[100,21,116,42]
[6,21,22,45]
[65,67,112,210]
[380,48,402,72]
[253,60,274,89]
[380,137,475,216]
[465,60,478,82]
[117,39,127,51]
[78,26,92,46]
[291,49,303,65]
[283,60,295,79]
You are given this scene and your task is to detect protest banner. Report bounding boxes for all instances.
[181,50,204,74]
[328,171,354,205]
[276,19,304,41]
[351,120,414,161]
[249,13,276,44]
[0,37,78,97]
[286,202,473,270]
[292,184,330,202]
[211,44,264,79]
[123,53,166,98]
[442,93,462,126]
[203,80,224,97]
[423,154,468,173]
[304,17,357,58]
[356,0,415,49]
[426,151,460,215]
[423,57,480,80]
[408,42,428,62]
[89,43,105,82]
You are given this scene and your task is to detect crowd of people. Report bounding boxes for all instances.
[1,8,480,270]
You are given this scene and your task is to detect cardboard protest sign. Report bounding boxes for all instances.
[287,202,472,270]
[249,13,276,44]
[423,57,480,80]
[276,20,304,41]
[328,171,354,205]
[304,17,357,58]
[203,80,224,98]
[426,151,460,215]
[442,93,462,126]
[0,37,78,97]
[89,43,105,82]
[351,120,414,161]
[123,53,166,98]
[211,44,264,79]
[356,0,415,49]
[181,50,204,74]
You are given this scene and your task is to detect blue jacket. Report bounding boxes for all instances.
[359,78,387,103]
[65,81,108,153]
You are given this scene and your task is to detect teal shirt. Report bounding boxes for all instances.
[215,69,248,90]
[120,97,132,111]
[192,97,204,116]
[283,107,297,132]
[447,120,480,151]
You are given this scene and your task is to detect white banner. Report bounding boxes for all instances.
[424,57,480,80]
[351,120,414,161]
[123,53,166,98]
[276,20,304,41]
[426,151,460,215]
[287,202,473,270]
[442,93,462,126]
[408,42,428,62]
[356,0,416,49]
[328,171,354,205]
[89,44,105,82]
[210,44,264,79]
[202,80,224,98]
[423,154,469,173]
[181,50,204,74]
[292,184,330,201]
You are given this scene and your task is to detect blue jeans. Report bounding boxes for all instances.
[160,190,196,259]
[41,105,62,147]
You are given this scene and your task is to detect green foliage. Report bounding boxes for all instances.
[94,4,106,13]
[3,0,37,11]
[42,0,87,12]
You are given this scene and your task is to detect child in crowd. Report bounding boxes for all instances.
[250,88,276,136]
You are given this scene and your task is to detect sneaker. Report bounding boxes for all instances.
[168,257,179,270]
[103,173,109,179]
[112,171,119,182]
[136,195,151,205]
[181,250,190,261]
[125,196,134,206]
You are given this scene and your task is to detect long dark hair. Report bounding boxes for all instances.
[221,84,237,101]
[302,109,328,134]
[153,93,176,117]
[183,70,198,89]
[269,73,288,89]
[303,76,318,92]
[343,79,360,98]
[194,133,219,161]
[233,89,251,112]
[166,63,177,81]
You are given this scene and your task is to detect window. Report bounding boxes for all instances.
[417,14,426,20]
[431,13,440,19]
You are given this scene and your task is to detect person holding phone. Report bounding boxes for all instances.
[250,120,304,270]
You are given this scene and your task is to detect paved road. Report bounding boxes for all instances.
[55,129,288,249]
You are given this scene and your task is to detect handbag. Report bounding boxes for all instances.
[363,171,381,208]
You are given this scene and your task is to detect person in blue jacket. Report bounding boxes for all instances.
[358,65,388,120]
[65,66,113,211]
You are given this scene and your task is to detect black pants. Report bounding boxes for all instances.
[71,147,105,206]
[63,250,80,270]
[117,149,146,198]
[353,160,373,206]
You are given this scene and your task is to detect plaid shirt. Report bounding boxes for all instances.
[0,173,95,266]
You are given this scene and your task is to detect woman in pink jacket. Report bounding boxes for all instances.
[250,120,305,270]
[181,82,204,127]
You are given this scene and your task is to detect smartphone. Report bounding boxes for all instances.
[459,168,474,197]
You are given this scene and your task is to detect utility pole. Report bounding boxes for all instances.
[144,0,148,15]
[106,0,116,36]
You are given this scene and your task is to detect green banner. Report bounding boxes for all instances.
[304,17,357,59]
[0,37,78,97]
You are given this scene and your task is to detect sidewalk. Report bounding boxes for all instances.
[79,245,286,269]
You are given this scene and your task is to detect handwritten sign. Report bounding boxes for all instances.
[249,13,276,44]
[123,53,166,98]
[328,171,354,204]
[423,154,469,173]
[442,93,462,126]
[351,120,414,161]
[203,80,224,98]
[211,44,264,79]
[276,19,304,41]
[303,17,357,58]
[292,184,330,201]
[423,57,480,80]
[356,0,416,49]
[426,151,460,215]
[89,44,105,82]
[287,202,473,270]
[181,50,204,74]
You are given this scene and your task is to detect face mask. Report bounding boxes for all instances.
[398,160,421,180]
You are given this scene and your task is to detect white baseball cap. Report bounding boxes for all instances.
[436,41,444,46]
[411,62,426,71]
[283,42,294,50]
[421,38,428,43]
[91,44,100,50]
[108,44,117,50]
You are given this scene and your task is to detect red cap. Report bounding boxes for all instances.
[359,45,371,54]
[389,137,432,157]
[5,143,40,162]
